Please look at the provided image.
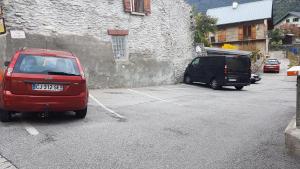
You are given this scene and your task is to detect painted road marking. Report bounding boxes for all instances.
[23,123,39,136]
[0,155,17,169]
[127,89,182,106]
[128,89,169,102]
[89,94,126,120]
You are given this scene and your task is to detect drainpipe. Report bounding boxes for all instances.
[264,19,269,55]
[297,75,300,127]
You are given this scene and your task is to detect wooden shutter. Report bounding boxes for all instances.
[218,30,226,42]
[144,0,151,15]
[238,26,244,41]
[218,31,222,42]
[251,25,256,39]
[124,0,131,12]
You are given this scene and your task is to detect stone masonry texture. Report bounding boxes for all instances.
[0,0,194,88]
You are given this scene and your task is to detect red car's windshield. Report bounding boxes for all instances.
[13,55,80,76]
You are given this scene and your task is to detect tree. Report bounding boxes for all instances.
[268,28,284,48]
[279,24,300,37]
[192,9,217,46]
[269,28,284,43]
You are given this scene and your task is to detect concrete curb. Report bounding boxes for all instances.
[285,117,300,155]
[0,154,17,169]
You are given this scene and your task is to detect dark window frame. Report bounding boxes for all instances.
[132,0,144,13]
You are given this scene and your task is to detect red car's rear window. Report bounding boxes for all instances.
[13,55,80,76]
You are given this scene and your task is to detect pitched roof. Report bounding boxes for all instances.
[275,12,300,25]
[206,0,273,26]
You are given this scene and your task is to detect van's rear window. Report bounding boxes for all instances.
[226,57,250,72]
[13,55,80,76]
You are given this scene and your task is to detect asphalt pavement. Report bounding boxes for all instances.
[0,58,300,169]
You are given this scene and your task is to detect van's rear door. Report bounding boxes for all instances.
[225,56,251,84]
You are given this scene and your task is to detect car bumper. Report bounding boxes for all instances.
[251,77,261,82]
[224,82,250,86]
[264,68,279,72]
[2,91,88,112]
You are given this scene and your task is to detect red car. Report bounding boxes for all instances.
[0,48,88,122]
[263,59,281,73]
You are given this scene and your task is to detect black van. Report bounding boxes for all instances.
[184,55,251,90]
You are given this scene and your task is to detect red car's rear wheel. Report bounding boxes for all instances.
[0,110,12,122]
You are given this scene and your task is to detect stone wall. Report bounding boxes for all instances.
[0,35,6,66]
[1,0,193,88]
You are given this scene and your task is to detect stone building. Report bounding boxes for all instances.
[207,0,273,55]
[0,0,193,88]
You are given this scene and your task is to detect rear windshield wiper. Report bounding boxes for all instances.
[47,71,80,76]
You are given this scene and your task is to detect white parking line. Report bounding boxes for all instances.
[128,89,169,102]
[127,89,183,106]
[23,123,39,136]
[89,94,126,120]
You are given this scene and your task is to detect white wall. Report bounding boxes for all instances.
[2,0,194,88]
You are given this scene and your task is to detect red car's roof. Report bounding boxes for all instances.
[19,48,75,58]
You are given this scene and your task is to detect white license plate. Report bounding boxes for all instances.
[32,84,64,91]
[229,79,237,82]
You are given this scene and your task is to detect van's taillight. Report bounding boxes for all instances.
[224,65,228,76]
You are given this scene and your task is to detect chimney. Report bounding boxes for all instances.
[232,1,238,9]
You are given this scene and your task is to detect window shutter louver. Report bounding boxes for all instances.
[218,30,226,42]
[238,26,243,41]
[251,25,256,40]
[144,0,151,15]
[124,0,131,12]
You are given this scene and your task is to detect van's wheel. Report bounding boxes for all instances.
[184,75,192,84]
[235,86,244,90]
[0,110,12,122]
[210,79,220,90]
[75,107,87,119]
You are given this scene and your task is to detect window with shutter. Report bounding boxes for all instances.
[132,0,144,13]
[124,0,151,15]
[243,25,252,40]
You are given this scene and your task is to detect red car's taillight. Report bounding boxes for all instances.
[80,71,86,80]
[3,68,13,91]
[6,68,13,77]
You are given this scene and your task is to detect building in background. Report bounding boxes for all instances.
[207,0,273,55]
[274,12,300,44]
[275,12,300,28]
[0,0,193,88]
